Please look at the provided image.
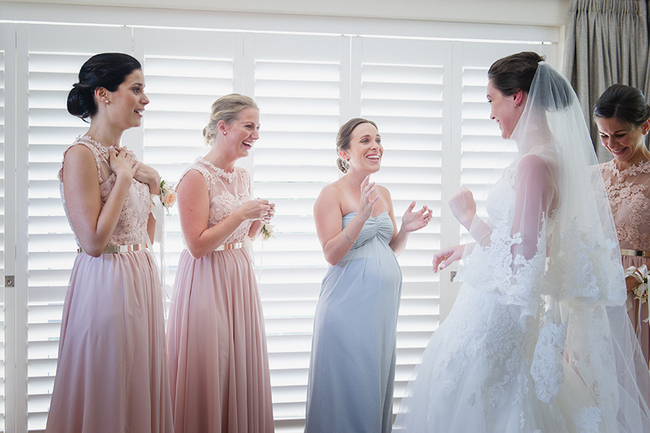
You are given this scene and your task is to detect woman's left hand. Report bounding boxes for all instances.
[401,201,432,233]
[134,162,161,195]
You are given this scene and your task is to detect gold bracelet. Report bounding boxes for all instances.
[343,230,356,244]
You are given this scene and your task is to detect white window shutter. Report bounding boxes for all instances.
[251,32,343,429]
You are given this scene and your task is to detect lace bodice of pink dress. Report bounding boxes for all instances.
[182,158,252,245]
[600,159,650,363]
[58,135,151,246]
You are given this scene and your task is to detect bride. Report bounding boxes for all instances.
[394,52,650,432]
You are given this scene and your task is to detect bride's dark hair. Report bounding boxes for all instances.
[67,52,142,120]
[489,51,571,111]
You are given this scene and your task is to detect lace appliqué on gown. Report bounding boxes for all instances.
[179,159,252,245]
[59,136,151,246]
[600,160,650,250]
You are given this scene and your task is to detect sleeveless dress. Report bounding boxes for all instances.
[46,136,173,433]
[305,211,401,433]
[167,159,274,433]
[601,159,650,364]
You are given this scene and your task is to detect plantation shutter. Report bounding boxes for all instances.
[251,32,343,430]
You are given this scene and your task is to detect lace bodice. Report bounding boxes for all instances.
[600,159,650,251]
[59,136,151,246]
[179,158,252,245]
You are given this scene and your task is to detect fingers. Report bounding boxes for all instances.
[406,201,416,213]
[432,253,446,273]
[256,198,276,222]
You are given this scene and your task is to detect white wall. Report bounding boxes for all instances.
[3,0,570,27]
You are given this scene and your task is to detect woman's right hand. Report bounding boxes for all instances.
[238,198,272,221]
[433,244,465,273]
[359,175,379,221]
[449,187,476,229]
[109,146,137,181]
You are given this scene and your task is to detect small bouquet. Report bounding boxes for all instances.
[625,265,649,324]
[160,179,177,210]
[261,223,275,241]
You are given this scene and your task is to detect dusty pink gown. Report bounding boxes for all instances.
[167,159,274,433]
[601,159,650,364]
[46,136,173,433]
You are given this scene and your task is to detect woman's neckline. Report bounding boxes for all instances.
[200,158,237,182]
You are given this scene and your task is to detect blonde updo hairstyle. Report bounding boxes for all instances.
[203,93,258,145]
[336,118,378,173]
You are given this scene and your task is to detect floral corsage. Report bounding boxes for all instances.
[160,179,177,210]
[261,223,275,241]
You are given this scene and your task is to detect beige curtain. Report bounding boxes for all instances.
[563,0,650,161]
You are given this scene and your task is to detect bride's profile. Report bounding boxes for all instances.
[394,52,650,433]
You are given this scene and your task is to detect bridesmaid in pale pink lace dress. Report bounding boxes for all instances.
[595,84,650,365]
[47,53,173,432]
[167,94,275,433]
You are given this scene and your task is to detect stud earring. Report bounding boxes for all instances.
[105,99,110,105]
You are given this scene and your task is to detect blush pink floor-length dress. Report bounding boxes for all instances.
[167,159,274,433]
[46,136,173,433]
[601,159,650,365]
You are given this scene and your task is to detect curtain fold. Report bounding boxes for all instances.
[563,0,650,161]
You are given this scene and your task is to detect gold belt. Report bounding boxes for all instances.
[78,243,147,254]
[215,242,244,251]
[621,248,650,258]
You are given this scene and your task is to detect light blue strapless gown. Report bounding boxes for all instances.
[305,211,402,433]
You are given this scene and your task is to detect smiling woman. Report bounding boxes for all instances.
[304,118,432,433]
[595,84,650,365]
[46,52,173,433]
[166,94,276,433]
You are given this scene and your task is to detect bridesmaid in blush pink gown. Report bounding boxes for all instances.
[46,53,173,433]
[167,94,276,433]
[595,84,650,365]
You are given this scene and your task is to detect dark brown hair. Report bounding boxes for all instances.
[488,51,544,96]
[594,84,650,130]
[68,53,142,120]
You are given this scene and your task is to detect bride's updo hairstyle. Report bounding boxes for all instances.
[203,94,258,145]
[488,51,571,111]
[336,118,378,173]
[593,84,650,131]
[67,52,142,121]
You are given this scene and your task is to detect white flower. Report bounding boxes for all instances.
[261,223,275,241]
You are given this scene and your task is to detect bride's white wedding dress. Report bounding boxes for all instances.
[395,62,650,433]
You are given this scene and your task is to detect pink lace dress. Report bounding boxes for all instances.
[46,136,173,433]
[601,159,650,364]
[167,159,274,433]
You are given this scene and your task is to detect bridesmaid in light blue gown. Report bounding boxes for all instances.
[305,118,432,433]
